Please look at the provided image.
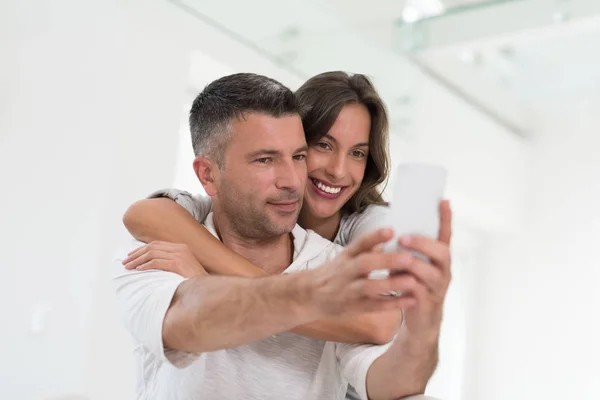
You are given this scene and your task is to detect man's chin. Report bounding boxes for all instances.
[268,217,298,234]
[278,219,298,232]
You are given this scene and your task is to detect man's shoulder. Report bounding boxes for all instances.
[305,230,343,258]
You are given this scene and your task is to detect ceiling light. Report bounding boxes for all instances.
[401,5,422,23]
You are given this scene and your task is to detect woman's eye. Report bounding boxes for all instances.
[351,150,366,158]
[316,142,331,151]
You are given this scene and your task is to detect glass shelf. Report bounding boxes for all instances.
[396,0,600,53]
[393,0,600,136]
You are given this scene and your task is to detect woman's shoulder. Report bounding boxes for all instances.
[336,204,390,246]
[148,188,212,223]
[342,204,390,224]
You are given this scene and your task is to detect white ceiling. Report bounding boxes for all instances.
[172,0,600,136]
[413,0,600,131]
[422,15,600,104]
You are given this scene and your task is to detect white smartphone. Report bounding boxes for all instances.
[370,163,447,279]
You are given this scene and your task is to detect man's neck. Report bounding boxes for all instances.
[212,212,294,275]
[298,209,342,242]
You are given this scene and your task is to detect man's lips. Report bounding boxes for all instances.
[268,200,300,212]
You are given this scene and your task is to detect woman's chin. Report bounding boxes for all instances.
[304,198,341,220]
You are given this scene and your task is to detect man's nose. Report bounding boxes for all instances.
[275,159,303,193]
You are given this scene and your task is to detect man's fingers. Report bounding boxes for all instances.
[407,279,432,308]
[360,273,419,300]
[344,228,394,258]
[353,246,447,296]
[124,250,172,270]
[372,243,386,253]
[398,236,450,273]
[437,200,452,245]
[404,258,446,296]
[365,296,416,312]
[345,277,417,312]
[352,251,413,278]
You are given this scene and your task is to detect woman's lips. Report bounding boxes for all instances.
[310,178,346,200]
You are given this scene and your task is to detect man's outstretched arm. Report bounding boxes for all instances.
[163,273,316,352]
[113,229,416,357]
[124,198,403,345]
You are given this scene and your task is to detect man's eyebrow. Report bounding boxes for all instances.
[246,149,282,159]
[247,146,308,158]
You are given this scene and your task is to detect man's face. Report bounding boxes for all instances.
[214,113,308,239]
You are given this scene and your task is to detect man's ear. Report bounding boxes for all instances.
[193,156,219,196]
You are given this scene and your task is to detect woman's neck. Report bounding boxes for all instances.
[298,208,343,242]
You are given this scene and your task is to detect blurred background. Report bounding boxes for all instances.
[1,0,599,399]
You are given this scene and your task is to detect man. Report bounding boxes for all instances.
[112,73,451,399]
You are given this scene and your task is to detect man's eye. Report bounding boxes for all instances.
[255,158,272,164]
[294,154,307,161]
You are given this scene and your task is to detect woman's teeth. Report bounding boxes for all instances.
[313,179,342,194]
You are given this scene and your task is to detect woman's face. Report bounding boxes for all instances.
[304,103,371,220]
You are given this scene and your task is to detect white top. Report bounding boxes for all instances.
[113,204,391,400]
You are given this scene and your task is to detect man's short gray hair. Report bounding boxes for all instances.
[189,73,300,167]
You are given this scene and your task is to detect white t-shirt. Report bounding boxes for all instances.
[113,206,391,400]
[147,190,391,400]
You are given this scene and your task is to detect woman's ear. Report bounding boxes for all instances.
[193,156,218,196]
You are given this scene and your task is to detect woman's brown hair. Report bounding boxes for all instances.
[295,71,390,214]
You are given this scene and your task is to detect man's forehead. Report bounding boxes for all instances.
[228,112,306,148]
[230,111,299,128]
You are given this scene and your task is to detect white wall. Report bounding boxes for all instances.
[0,0,190,398]
[466,105,600,400]
[385,75,529,236]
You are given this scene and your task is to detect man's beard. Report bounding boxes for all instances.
[219,185,301,240]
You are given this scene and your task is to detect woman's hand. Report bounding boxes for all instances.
[122,241,208,278]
